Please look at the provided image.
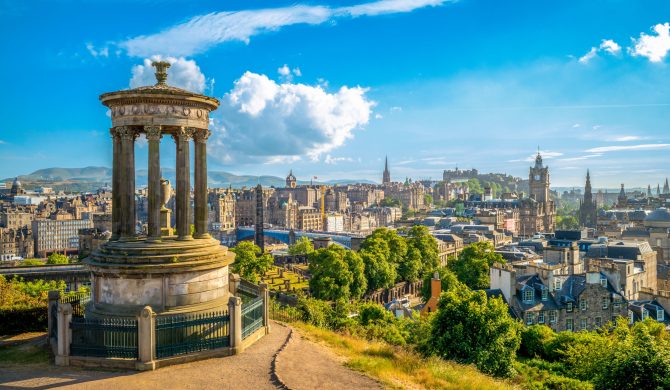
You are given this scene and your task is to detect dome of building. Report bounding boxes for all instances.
[10,177,23,195]
[644,207,670,228]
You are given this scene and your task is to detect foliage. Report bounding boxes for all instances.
[428,289,521,378]
[448,241,504,289]
[466,178,483,194]
[405,225,439,276]
[231,241,273,284]
[288,236,314,256]
[420,267,464,303]
[18,259,44,266]
[519,325,556,358]
[424,194,433,206]
[46,253,69,265]
[344,250,367,299]
[0,275,66,309]
[379,197,401,207]
[556,215,579,230]
[308,246,353,301]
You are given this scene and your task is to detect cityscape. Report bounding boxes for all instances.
[2,1,670,389]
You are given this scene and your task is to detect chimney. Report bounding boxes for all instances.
[431,271,442,300]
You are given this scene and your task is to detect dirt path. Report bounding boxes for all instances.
[275,329,382,390]
[0,323,381,390]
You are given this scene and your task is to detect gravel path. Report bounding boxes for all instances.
[275,329,382,390]
[0,323,380,390]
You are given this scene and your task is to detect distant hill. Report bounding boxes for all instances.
[4,167,375,191]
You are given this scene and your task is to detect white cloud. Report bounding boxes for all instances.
[611,135,640,142]
[129,56,206,93]
[559,154,602,162]
[630,23,670,63]
[374,113,383,119]
[278,64,291,77]
[118,0,453,57]
[277,64,302,82]
[585,143,670,153]
[508,150,563,163]
[210,71,374,163]
[86,43,109,58]
[390,106,403,112]
[578,47,597,64]
[599,39,621,55]
[324,155,354,164]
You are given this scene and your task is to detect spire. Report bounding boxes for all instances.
[534,148,543,168]
[583,169,593,202]
[664,178,669,194]
[382,155,391,185]
[648,184,652,197]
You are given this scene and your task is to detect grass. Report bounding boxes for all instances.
[262,266,309,292]
[294,322,518,390]
[0,343,51,365]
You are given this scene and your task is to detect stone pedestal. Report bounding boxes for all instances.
[160,208,173,237]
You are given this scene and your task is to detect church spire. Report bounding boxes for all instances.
[382,155,391,185]
[664,178,669,194]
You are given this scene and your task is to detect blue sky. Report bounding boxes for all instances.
[1,0,670,188]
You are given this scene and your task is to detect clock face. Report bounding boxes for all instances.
[534,175,540,180]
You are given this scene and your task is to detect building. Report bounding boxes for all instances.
[579,170,597,228]
[0,227,34,261]
[32,217,93,257]
[519,152,556,236]
[286,170,297,188]
[382,156,391,185]
[297,207,323,231]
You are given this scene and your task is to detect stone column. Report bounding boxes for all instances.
[110,128,121,240]
[136,306,156,371]
[55,302,72,366]
[173,127,193,240]
[47,290,61,350]
[260,283,271,334]
[193,129,211,239]
[229,296,242,354]
[145,126,162,242]
[229,273,240,296]
[118,126,138,240]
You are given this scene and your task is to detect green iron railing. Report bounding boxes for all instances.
[60,291,91,318]
[155,311,230,359]
[242,296,264,339]
[70,317,138,359]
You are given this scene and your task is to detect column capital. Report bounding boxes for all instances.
[115,126,139,141]
[193,128,211,144]
[109,127,120,139]
[144,125,162,141]
[172,126,194,142]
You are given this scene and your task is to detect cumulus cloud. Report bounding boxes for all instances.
[129,56,206,93]
[578,39,621,64]
[277,64,302,82]
[209,71,374,163]
[630,23,670,62]
[585,144,670,153]
[118,0,452,57]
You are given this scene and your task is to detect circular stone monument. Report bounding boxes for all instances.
[84,62,235,318]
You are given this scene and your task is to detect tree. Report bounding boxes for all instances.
[466,178,483,194]
[424,194,433,206]
[47,253,69,265]
[379,197,401,207]
[363,228,407,266]
[308,246,353,301]
[360,242,397,292]
[398,247,422,283]
[344,249,367,299]
[429,289,520,378]
[405,225,439,275]
[230,241,273,283]
[288,236,314,256]
[556,215,579,230]
[448,242,504,289]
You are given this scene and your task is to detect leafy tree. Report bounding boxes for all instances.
[405,225,439,275]
[363,228,407,266]
[448,242,504,289]
[398,247,423,283]
[47,253,69,265]
[556,215,580,230]
[466,178,483,194]
[519,325,555,358]
[424,194,433,206]
[230,241,273,283]
[379,197,401,207]
[308,246,353,301]
[19,259,44,266]
[344,249,367,299]
[360,243,397,291]
[288,236,314,256]
[429,289,521,378]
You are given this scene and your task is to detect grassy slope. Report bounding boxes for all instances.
[294,323,518,390]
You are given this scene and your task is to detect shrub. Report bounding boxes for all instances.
[520,325,555,359]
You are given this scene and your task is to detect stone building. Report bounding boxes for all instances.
[210,190,236,231]
[519,152,555,236]
[297,207,323,231]
[0,227,34,261]
[382,156,391,185]
[32,217,93,257]
[0,210,33,229]
[579,170,597,228]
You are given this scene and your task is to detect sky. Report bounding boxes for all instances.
[1,0,670,188]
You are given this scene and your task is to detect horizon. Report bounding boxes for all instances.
[2,1,670,187]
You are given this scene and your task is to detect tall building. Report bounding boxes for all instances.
[519,151,555,236]
[579,170,597,228]
[382,156,391,185]
[664,178,670,195]
[617,183,627,208]
[529,152,549,203]
[286,170,297,188]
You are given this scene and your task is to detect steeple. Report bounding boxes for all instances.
[382,155,391,185]
[583,170,593,203]
[648,184,652,197]
[664,178,669,194]
[534,148,543,169]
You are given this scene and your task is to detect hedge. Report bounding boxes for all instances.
[0,306,48,335]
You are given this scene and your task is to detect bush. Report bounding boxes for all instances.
[0,306,48,335]
[520,325,555,358]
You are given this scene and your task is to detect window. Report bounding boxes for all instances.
[580,319,587,330]
[600,278,607,288]
[567,302,573,312]
[523,288,534,303]
[566,318,573,332]
[595,317,602,328]
[538,311,545,324]
[580,299,587,311]
[613,297,621,309]
[526,312,534,325]
[602,297,609,310]
[629,311,634,324]
[642,309,649,320]
[658,309,665,321]
[541,288,548,301]
[549,310,557,323]
[554,279,562,290]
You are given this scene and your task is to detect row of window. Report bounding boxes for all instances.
[525,310,558,325]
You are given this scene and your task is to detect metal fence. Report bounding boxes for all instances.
[70,317,138,359]
[155,311,230,359]
[60,291,91,318]
[269,300,303,323]
[242,296,264,339]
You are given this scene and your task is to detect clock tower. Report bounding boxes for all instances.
[529,151,549,203]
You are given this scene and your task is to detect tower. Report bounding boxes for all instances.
[579,170,597,228]
[382,156,391,185]
[648,185,652,197]
[664,178,669,194]
[528,151,549,203]
[617,183,627,208]
[286,170,297,188]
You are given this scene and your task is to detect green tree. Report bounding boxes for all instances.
[363,228,407,266]
[230,241,273,283]
[424,194,433,206]
[46,253,69,265]
[360,241,397,291]
[379,197,401,207]
[344,249,367,299]
[448,242,504,289]
[398,247,423,283]
[405,225,439,275]
[429,289,521,378]
[466,178,483,194]
[308,246,354,301]
[288,236,314,256]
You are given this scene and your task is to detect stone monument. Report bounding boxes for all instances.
[85,61,235,318]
